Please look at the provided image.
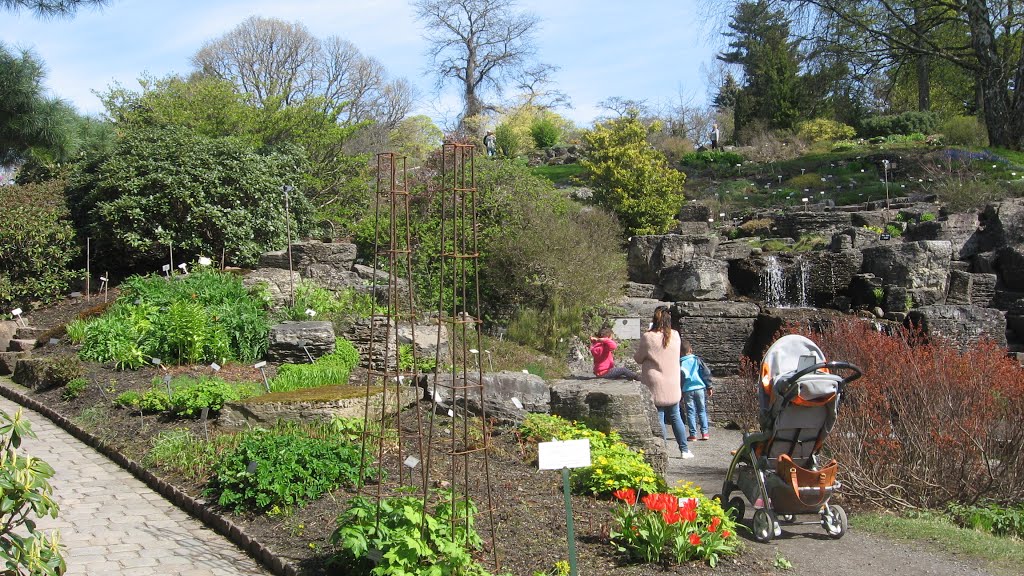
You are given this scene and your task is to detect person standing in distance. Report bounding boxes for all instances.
[484,131,497,157]
[710,123,721,150]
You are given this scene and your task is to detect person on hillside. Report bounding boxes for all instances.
[634,306,693,459]
[710,123,721,150]
[679,337,714,441]
[590,326,640,380]
[483,131,496,157]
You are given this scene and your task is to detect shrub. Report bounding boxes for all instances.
[781,318,1024,509]
[45,355,83,387]
[493,122,521,158]
[167,376,258,417]
[679,150,745,170]
[737,218,772,237]
[206,426,374,513]
[796,118,856,142]
[519,414,665,496]
[920,212,937,222]
[530,117,560,149]
[0,409,65,575]
[946,501,1024,539]
[581,110,687,235]
[0,180,81,311]
[331,491,494,576]
[940,115,988,146]
[860,111,939,137]
[65,124,313,272]
[61,377,89,401]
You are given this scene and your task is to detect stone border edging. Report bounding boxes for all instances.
[0,380,300,576]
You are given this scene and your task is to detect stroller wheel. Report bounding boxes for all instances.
[726,496,746,521]
[778,514,795,523]
[822,504,848,539]
[752,509,774,543]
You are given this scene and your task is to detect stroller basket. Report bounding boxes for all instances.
[717,335,861,543]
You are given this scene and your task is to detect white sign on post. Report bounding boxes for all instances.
[611,317,642,340]
[538,439,592,471]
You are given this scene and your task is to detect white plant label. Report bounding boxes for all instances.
[162,264,170,272]
[538,439,592,471]
[511,397,524,410]
[151,357,162,365]
[254,361,267,369]
[48,338,60,345]
[403,455,420,469]
[198,256,212,266]
[210,363,221,371]
[11,308,22,316]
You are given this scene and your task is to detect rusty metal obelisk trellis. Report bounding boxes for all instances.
[356,146,499,570]
[357,153,430,501]
[423,142,499,568]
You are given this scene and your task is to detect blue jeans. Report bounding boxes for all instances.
[657,404,689,452]
[684,388,709,436]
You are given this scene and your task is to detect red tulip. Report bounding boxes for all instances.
[689,532,702,546]
[709,516,721,532]
[613,488,637,506]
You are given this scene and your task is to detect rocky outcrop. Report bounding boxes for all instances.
[861,240,952,304]
[242,268,301,306]
[424,371,549,425]
[265,321,336,364]
[673,302,759,375]
[774,212,852,240]
[341,317,394,370]
[660,257,730,301]
[218,385,420,429]
[628,234,719,284]
[907,305,1007,349]
[248,241,366,307]
[549,379,667,476]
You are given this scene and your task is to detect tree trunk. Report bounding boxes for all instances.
[913,7,930,112]
[965,0,1016,148]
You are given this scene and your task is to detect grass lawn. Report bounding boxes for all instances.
[532,163,585,185]
[853,511,1024,576]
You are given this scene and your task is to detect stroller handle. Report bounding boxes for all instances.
[788,361,863,389]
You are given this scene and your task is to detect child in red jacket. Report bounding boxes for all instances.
[590,327,640,380]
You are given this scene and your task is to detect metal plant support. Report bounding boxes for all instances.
[355,146,499,570]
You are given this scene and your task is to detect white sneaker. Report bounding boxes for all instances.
[681,450,695,459]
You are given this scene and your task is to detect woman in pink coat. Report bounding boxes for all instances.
[633,305,693,459]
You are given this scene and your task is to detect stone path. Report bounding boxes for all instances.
[0,394,269,576]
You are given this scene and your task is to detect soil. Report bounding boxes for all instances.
[9,298,1013,576]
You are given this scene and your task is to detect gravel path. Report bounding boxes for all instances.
[665,426,1004,576]
[0,394,269,576]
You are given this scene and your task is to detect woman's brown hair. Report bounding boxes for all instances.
[650,305,673,348]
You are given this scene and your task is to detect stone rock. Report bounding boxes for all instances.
[12,358,49,390]
[971,273,998,307]
[800,250,864,307]
[946,270,972,305]
[674,221,713,235]
[396,320,450,368]
[882,285,910,312]
[302,265,362,292]
[424,371,550,425]
[266,321,336,364]
[991,290,1024,314]
[616,298,668,320]
[243,268,301,307]
[290,241,358,272]
[861,240,952,304]
[907,305,1007,348]
[624,282,664,300]
[0,320,16,353]
[830,227,884,250]
[548,379,667,476]
[0,351,29,376]
[749,308,851,360]
[627,234,718,284]
[672,302,759,375]
[713,239,754,261]
[678,204,712,222]
[773,212,852,240]
[997,245,1024,291]
[7,339,35,352]
[568,187,593,201]
[14,326,46,342]
[984,198,1024,245]
[218,385,419,429]
[907,212,985,260]
[660,256,730,301]
[850,211,888,229]
[341,317,394,370]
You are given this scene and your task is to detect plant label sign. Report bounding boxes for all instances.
[162,264,171,273]
[881,233,892,240]
[210,362,221,372]
[538,439,591,471]
[510,397,524,410]
[611,317,642,340]
[403,455,420,469]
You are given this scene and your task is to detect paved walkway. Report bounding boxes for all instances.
[0,394,269,576]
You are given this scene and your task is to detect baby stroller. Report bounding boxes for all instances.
[717,334,861,542]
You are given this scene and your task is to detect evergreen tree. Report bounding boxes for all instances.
[713,72,740,110]
[718,0,802,136]
[0,43,75,165]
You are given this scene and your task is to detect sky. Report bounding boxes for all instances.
[0,0,726,129]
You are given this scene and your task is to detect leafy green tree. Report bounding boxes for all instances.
[719,0,802,134]
[66,124,313,272]
[387,115,443,167]
[580,111,687,236]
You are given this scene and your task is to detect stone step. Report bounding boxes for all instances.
[0,351,30,376]
[14,326,47,341]
[7,339,37,352]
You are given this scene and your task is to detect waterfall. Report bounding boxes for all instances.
[762,256,787,307]
[760,255,811,308]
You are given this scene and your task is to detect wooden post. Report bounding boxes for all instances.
[85,237,91,301]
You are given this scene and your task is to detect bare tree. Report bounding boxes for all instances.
[1,0,108,18]
[192,16,412,130]
[411,0,543,121]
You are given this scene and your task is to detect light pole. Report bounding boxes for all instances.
[282,185,295,307]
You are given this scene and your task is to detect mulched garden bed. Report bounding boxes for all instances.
[14,298,777,576]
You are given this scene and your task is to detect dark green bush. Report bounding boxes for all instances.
[0,181,81,311]
[939,115,988,146]
[860,111,939,138]
[530,117,560,149]
[65,124,313,272]
[680,149,746,169]
[45,355,83,387]
[206,427,374,513]
[167,376,258,417]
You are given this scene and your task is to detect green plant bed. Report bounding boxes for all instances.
[531,163,584,185]
[242,385,384,404]
[269,343,360,393]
